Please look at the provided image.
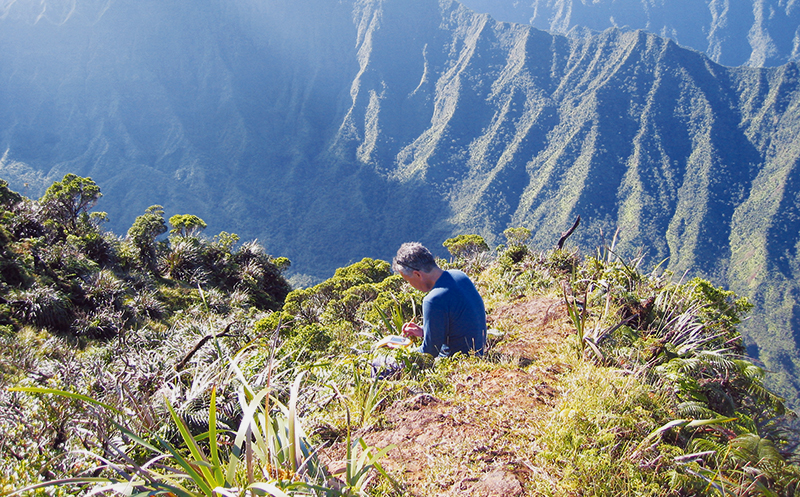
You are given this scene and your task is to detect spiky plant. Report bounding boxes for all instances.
[10,285,72,330]
[82,268,126,307]
[70,305,125,339]
[160,238,204,282]
[127,288,166,320]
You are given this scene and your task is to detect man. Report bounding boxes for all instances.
[392,242,487,358]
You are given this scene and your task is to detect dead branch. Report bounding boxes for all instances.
[174,322,234,371]
[557,216,581,249]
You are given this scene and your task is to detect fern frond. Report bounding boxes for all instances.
[689,438,726,460]
[677,401,718,420]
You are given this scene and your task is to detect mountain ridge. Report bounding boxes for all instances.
[458,0,800,67]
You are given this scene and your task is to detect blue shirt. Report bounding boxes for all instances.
[420,270,487,358]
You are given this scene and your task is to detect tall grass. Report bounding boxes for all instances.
[9,350,394,496]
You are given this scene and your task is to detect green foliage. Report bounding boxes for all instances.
[499,244,529,268]
[537,368,675,495]
[283,258,394,329]
[282,323,334,360]
[359,283,420,333]
[254,311,292,337]
[9,286,72,331]
[545,248,580,274]
[502,226,531,246]
[229,242,292,311]
[3,174,800,496]
[169,213,208,238]
[273,256,291,272]
[160,237,204,282]
[158,285,202,314]
[213,230,240,252]
[679,277,753,332]
[493,227,533,269]
[0,179,22,209]
[8,367,392,496]
[332,257,392,283]
[126,205,167,272]
[562,283,589,358]
[39,173,101,232]
[0,179,293,342]
[443,234,489,258]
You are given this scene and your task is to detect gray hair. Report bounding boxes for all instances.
[392,242,438,275]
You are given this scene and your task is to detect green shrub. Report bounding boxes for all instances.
[545,248,579,274]
[503,226,532,246]
[500,244,529,267]
[680,277,753,332]
[443,234,489,259]
[10,286,72,331]
[536,366,675,495]
[158,286,201,314]
[283,323,334,360]
[0,257,27,287]
[126,289,166,321]
[253,311,293,336]
[331,258,391,284]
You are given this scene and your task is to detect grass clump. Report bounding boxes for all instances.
[535,363,677,495]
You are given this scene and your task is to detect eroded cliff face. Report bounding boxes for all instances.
[1,0,799,404]
[459,0,800,68]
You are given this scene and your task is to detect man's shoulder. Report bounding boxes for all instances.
[428,270,475,298]
[446,269,477,288]
[425,273,455,303]
[443,269,470,283]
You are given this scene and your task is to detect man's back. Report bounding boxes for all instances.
[420,269,486,357]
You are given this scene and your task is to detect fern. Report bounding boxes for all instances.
[677,401,718,420]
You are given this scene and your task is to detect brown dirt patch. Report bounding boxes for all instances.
[325,296,573,496]
[488,296,570,365]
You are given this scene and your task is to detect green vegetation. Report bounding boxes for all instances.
[1,176,798,495]
[443,234,489,259]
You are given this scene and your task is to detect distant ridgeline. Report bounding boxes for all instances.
[458,0,800,67]
[0,0,799,406]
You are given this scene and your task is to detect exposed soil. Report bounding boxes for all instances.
[488,296,571,366]
[324,296,573,496]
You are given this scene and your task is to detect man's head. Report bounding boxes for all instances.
[393,242,442,292]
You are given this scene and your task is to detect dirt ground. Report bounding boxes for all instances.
[326,296,573,496]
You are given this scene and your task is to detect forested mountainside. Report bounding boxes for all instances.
[459,0,800,67]
[1,0,800,406]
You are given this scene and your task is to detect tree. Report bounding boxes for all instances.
[503,227,531,247]
[0,180,22,210]
[127,205,167,273]
[213,231,240,252]
[168,214,207,238]
[443,234,489,259]
[39,174,102,231]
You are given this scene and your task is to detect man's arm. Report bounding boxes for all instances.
[420,296,448,356]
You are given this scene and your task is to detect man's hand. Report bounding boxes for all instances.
[402,322,424,339]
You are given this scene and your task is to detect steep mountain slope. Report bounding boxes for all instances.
[459,0,800,67]
[1,0,799,405]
